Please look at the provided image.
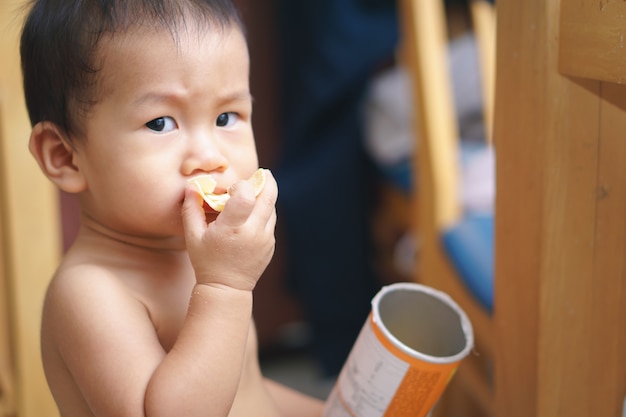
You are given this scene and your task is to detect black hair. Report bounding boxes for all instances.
[20,0,244,143]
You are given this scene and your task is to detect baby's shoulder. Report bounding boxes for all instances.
[44,256,146,320]
[51,254,123,289]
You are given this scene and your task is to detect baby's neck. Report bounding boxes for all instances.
[74,214,188,258]
[64,225,192,283]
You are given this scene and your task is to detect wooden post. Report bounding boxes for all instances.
[494,0,626,416]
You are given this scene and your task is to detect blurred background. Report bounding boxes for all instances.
[231,0,488,400]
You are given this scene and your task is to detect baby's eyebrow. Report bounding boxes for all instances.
[131,91,253,107]
[217,91,254,104]
[131,92,183,107]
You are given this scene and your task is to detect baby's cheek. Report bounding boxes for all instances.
[125,190,180,232]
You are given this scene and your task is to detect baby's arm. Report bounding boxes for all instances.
[145,285,253,416]
[264,379,325,417]
[145,174,278,416]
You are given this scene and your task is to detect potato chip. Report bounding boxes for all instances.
[188,168,266,212]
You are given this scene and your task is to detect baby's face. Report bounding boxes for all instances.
[72,24,256,244]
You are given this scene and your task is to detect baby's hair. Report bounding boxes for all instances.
[20,0,244,145]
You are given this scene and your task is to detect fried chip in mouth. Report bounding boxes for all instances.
[188,168,266,212]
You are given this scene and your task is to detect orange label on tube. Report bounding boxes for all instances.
[322,283,473,417]
[369,315,459,416]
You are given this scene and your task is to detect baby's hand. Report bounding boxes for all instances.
[182,170,277,291]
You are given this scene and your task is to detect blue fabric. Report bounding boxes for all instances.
[377,158,413,193]
[382,141,494,312]
[442,213,494,312]
[274,0,400,376]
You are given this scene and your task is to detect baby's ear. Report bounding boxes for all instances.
[29,121,86,193]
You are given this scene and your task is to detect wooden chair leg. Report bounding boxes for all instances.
[0,205,17,417]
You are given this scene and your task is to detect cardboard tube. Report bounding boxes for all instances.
[323,282,474,417]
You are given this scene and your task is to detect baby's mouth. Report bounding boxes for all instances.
[202,200,218,214]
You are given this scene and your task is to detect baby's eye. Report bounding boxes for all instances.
[146,116,176,133]
[216,112,238,128]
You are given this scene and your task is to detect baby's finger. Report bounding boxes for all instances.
[181,185,207,241]
[264,207,277,235]
[251,170,278,220]
[218,180,255,227]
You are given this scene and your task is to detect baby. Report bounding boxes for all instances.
[20,0,324,416]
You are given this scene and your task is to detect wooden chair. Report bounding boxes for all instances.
[398,0,496,415]
[0,152,16,417]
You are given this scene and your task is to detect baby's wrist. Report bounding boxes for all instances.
[188,283,253,318]
[192,282,254,302]
[194,270,259,293]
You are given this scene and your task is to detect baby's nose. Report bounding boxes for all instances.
[181,134,228,175]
